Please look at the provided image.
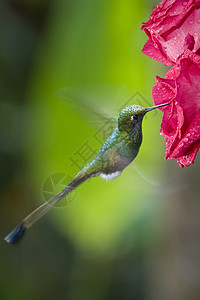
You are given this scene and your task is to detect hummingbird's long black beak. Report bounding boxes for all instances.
[146,102,170,112]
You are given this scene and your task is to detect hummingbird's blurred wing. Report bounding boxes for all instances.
[56,85,119,129]
[56,84,146,127]
[131,154,187,194]
[133,158,163,186]
[133,161,187,195]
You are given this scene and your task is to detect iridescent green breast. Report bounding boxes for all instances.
[87,123,143,175]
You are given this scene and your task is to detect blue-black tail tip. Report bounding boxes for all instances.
[4,223,26,244]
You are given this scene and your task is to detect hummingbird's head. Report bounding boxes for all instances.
[118,103,170,132]
[118,105,147,132]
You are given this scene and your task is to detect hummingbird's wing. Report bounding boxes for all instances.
[56,85,118,129]
[132,157,187,194]
[56,84,147,128]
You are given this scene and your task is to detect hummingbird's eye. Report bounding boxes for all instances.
[131,114,139,121]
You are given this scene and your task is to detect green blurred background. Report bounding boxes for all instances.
[1,0,200,299]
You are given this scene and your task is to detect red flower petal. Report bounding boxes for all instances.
[152,51,200,167]
[141,0,200,65]
[142,37,173,66]
[171,109,200,157]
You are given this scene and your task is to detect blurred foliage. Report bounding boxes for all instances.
[1,0,200,300]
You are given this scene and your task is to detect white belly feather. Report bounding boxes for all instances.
[100,171,121,181]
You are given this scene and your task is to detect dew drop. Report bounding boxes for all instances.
[188,20,194,25]
[196,19,200,24]
[194,55,200,62]
[182,1,187,5]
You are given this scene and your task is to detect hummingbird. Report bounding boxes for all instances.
[4,102,170,244]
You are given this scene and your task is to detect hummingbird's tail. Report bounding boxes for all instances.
[4,169,94,244]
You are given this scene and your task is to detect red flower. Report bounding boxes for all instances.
[152,50,200,167]
[141,0,200,66]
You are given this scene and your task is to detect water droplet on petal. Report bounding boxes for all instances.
[182,1,187,5]
[194,55,200,62]
[189,20,194,25]
[196,19,200,24]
